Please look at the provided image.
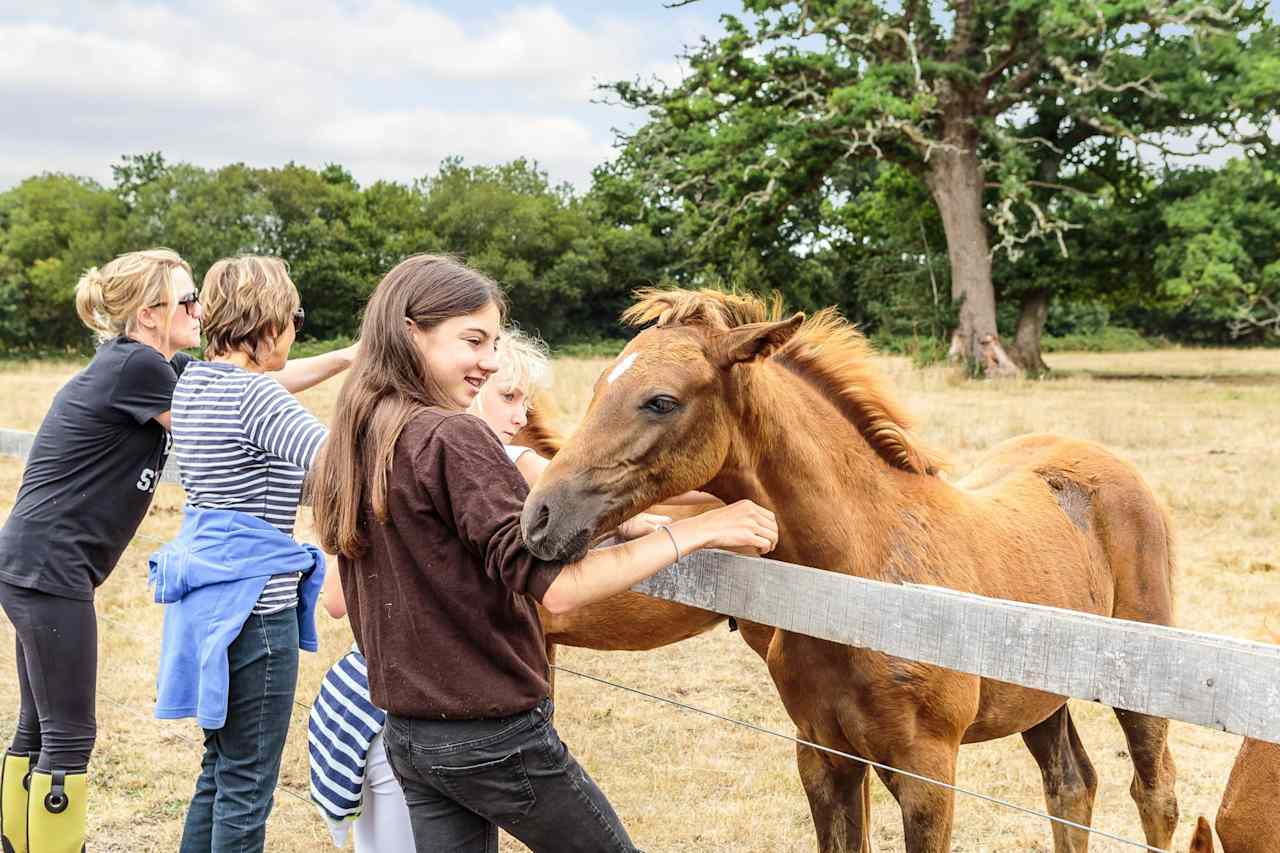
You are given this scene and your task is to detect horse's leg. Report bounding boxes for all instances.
[1021,704,1098,852]
[1113,708,1178,847]
[796,741,872,853]
[872,740,957,853]
[736,620,774,663]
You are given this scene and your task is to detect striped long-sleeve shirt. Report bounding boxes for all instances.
[171,361,327,614]
[308,647,384,840]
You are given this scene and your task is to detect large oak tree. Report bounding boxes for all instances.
[610,0,1278,374]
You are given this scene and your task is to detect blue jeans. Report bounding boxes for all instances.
[178,609,299,853]
[384,699,642,853]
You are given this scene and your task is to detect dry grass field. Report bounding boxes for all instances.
[1,346,1277,852]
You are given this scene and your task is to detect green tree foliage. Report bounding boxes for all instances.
[0,147,1274,354]
[0,155,643,351]
[607,0,1279,373]
[0,174,125,347]
[420,158,669,342]
[1155,157,1280,341]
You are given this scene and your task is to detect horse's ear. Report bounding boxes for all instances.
[710,313,805,368]
[1188,817,1215,853]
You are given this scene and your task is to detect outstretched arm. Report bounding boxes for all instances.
[539,500,777,615]
[270,342,359,394]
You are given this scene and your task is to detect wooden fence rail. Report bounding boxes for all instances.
[3,426,1277,744]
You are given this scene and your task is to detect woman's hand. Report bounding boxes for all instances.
[671,499,778,558]
[615,511,673,541]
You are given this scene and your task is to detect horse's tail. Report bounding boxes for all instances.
[1159,498,1178,618]
[860,773,873,852]
[514,393,565,458]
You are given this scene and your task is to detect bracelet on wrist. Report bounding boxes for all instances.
[657,524,682,563]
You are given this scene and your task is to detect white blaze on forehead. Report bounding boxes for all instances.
[607,352,638,385]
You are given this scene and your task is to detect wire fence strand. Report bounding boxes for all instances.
[551,663,1172,853]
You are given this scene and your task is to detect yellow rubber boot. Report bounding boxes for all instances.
[25,770,85,853]
[0,751,30,853]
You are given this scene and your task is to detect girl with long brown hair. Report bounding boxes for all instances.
[311,254,777,853]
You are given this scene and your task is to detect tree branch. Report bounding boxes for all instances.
[1228,293,1280,339]
[983,58,1045,114]
[947,0,977,62]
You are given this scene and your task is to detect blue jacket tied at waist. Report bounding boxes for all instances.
[150,505,325,728]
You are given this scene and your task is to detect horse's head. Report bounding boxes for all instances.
[521,289,803,562]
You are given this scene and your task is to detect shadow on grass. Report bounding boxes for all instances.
[1051,369,1280,385]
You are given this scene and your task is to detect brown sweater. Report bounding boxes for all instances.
[340,409,563,719]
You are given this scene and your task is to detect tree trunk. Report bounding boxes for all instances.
[924,134,1021,377]
[1010,288,1051,374]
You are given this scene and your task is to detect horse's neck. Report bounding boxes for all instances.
[706,362,929,580]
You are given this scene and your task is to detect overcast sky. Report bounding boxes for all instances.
[0,0,740,190]
[2,1,1276,192]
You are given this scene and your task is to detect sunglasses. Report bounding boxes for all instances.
[292,307,305,333]
[151,291,200,317]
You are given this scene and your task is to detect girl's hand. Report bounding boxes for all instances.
[674,499,778,557]
[616,511,673,541]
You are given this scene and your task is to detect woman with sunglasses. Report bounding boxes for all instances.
[0,249,202,853]
[149,255,346,853]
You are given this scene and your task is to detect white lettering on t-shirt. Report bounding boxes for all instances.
[136,468,157,492]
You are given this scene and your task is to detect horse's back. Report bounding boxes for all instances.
[958,432,1175,625]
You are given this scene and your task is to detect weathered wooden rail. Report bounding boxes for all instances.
[4,426,1277,744]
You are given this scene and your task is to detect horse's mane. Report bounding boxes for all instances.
[623,288,945,476]
[511,391,564,458]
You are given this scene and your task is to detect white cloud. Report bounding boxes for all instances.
[0,1,698,190]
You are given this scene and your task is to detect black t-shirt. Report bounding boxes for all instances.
[0,337,194,599]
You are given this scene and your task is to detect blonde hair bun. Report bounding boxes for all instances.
[73,249,191,342]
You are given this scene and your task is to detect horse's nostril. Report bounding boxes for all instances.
[524,500,551,544]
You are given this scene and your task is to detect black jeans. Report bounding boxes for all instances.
[0,580,96,772]
[384,699,641,853]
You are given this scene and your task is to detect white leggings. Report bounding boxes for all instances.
[354,731,415,851]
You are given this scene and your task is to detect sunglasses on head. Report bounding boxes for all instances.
[292,307,305,333]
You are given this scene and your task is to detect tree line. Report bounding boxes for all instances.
[2,147,1275,358]
[0,154,667,351]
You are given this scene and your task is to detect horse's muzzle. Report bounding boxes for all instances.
[521,477,610,563]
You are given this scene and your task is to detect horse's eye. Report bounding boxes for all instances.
[642,395,680,416]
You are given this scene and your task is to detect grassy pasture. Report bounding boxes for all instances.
[0,347,1276,851]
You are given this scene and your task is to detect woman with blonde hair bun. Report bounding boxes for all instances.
[0,248,202,853]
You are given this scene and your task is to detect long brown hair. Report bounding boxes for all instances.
[312,255,505,558]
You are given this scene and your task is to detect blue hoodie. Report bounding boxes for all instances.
[150,505,325,729]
